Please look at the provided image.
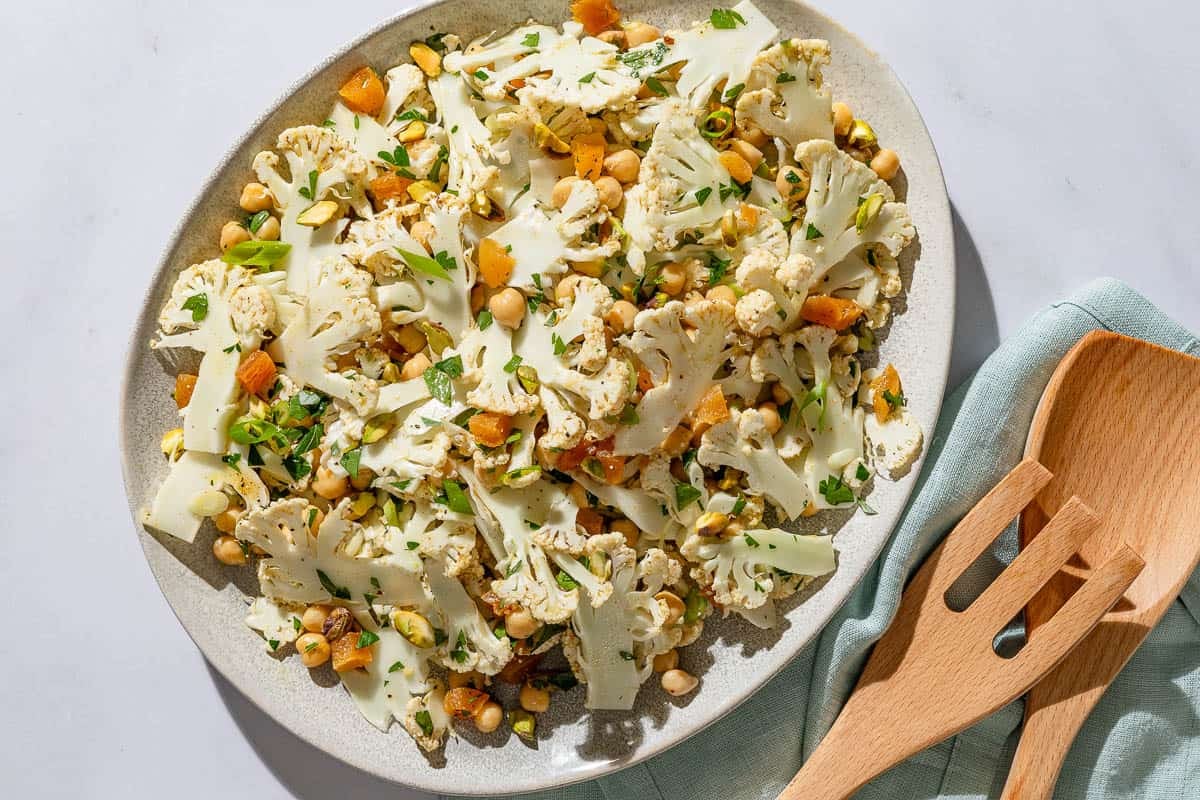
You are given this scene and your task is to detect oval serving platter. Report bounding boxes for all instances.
[120,0,954,794]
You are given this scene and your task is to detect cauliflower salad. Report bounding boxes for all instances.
[143,0,922,752]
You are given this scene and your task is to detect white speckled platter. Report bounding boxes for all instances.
[119,0,954,794]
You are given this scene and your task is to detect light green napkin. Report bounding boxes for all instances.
[457,279,1200,800]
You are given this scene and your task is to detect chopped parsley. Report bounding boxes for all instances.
[181,293,208,322]
[476,309,494,330]
[744,533,761,548]
[503,354,523,373]
[356,630,380,649]
[521,32,540,48]
[551,332,567,355]
[882,389,907,410]
[645,76,669,96]
[818,474,855,506]
[388,660,405,673]
[710,8,746,28]
[377,145,410,167]
[396,248,452,281]
[776,71,797,84]
[695,186,713,205]
[339,447,361,478]
[675,482,702,510]
[556,571,579,590]
[731,494,747,516]
[805,223,823,240]
[722,82,745,102]
[297,169,318,201]
[856,463,870,481]
[449,631,469,663]
[316,569,351,600]
[578,72,596,84]
[221,453,242,468]
[440,479,473,515]
[414,710,434,737]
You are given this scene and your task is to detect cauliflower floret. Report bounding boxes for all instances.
[453,322,540,416]
[617,0,779,110]
[340,619,437,733]
[789,139,915,291]
[698,407,809,519]
[237,497,427,607]
[734,39,834,150]
[361,397,460,481]
[418,194,477,342]
[428,72,499,197]
[733,248,813,335]
[626,103,738,251]
[402,681,452,751]
[425,554,513,675]
[864,404,924,480]
[154,260,273,453]
[680,527,834,612]
[389,497,480,580]
[530,489,587,556]
[550,276,615,372]
[488,181,617,291]
[537,388,586,452]
[812,246,901,328]
[614,300,735,455]
[343,205,428,280]
[143,450,270,542]
[244,597,304,653]
[268,256,381,415]
[380,64,433,129]
[252,125,368,294]
[447,23,640,113]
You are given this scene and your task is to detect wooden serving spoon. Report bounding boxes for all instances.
[776,459,1144,800]
[999,332,1200,800]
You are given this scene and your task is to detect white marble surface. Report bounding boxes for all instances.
[0,1,1196,798]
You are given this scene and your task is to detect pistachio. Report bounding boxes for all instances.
[345,492,376,521]
[296,200,339,228]
[533,122,570,154]
[855,193,884,234]
[322,606,354,641]
[720,209,739,247]
[416,320,453,354]
[160,428,184,460]
[655,590,686,624]
[848,118,878,149]
[248,396,270,419]
[381,362,401,383]
[362,414,395,444]
[516,364,541,394]
[469,190,492,217]
[407,180,440,204]
[396,120,426,143]
[409,42,442,77]
[509,708,537,740]
[189,489,229,518]
[392,609,436,648]
[717,469,741,491]
[694,511,730,537]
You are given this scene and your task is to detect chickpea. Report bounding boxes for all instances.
[567,482,590,509]
[219,221,250,252]
[659,262,687,296]
[660,425,691,457]
[410,220,435,252]
[597,30,627,48]
[489,288,527,329]
[213,506,243,534]
[624,22,661,48]
[302,604,332,633]
[770,383,791,405]
[605,299,638,333]
[661,668,699,696]
[776,165,810,201]
[572,258,605,278]
[727,139,764,170]
[870,148,901,181]
[255,215,281,241]
[736,123,768,149]
[705,285,737,307]
[448,670,484,690]
[239,182,274,212]
[652,649,679,673]
[399,352,432,381]
[551,175,581,209]
[832,101,854,138]
[593,176,624,210]
[758,402,782,435]
[717,150,753,184]
[683,290,706,311]
[212,535,247,566]
[297,632,332,668]
[585,117,608,135]
[349,466,374,492]
[602,149,641,184]
[474,701,504,733]
[505,608,539,640]
[312,465,349,500]
[469,283,487,314]
[519,682,552,714]
[394,324,427,354]
[555,273,584,303]
[610,518,639,549]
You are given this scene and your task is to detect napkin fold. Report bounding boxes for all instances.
[460,279,1200,800]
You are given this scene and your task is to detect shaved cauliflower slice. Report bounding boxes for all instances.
[361,398,458,481]
[681,527,834,612]
[572,472,677,540]
[789,140,915,290]
[340,620,436,734]
[143,450,268,542]
[614,300,735,455]
[402,681,452,751]
[538,387,587,453]
[813,246,901,328]
[448,22,639,113]
[418,194,476,342]
[627,104,738,251]
[864,403,924,480]
[380,64,433,129]
[252,125,367,294]
[154,260,271,453]
[734,39,834,149]
[426,555,513,675]
[453,322,540,415]
[268,257,380,415]
[237,497,426,608]
[428,72,498,196]
[617,0,778,110]
[698,407,809,519]
[244,597,304,653]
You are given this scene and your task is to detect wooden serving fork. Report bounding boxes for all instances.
[776,459,1144,800]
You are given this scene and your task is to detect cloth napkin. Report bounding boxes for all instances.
[459,278,1200,800]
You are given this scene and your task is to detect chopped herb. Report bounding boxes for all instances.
[505,559,523,578]
[395,107,427,122]
[706,252,731,285]
[406,541,419,550]
[377,145,410,167]
[503,354,523,373]
[433,628,448,646]
[856,463,870,481]
[221,453,242,468]
[799,380,829,429]
[339,447,361,478]
[229,417,288,447]
[434,354,464,378]
[292,616,302,632]
[268,639,280,651]
[681,448,698,468]
[675,482,702,510]
[246,209,270,234]
[722,82,745,102]
[579,72,597,84]
[502,465,541,485]
[473,69,489,81]
[282,454,311,481]
[618,650,635,661]
[695,186,713,205]
[476,309,494,330]
[316,569,351,600]
[396,248,452,281]
[805,223,823,240]
[292,423,323,456]
[441,479,473,515]
[776,71,797,84]
[424,367,452,405]
[857,497,878,515]
[521,32,540,48]
[414,710,434,737]
[556,571,579,590]
[744,533,760,548]
[551,332,567,355]
[297,169,318,201]
[882,389,907,410]
[731,495,747,516]
[388,660,405,673]
[391,478,413,492]
[618,405,639,425]
[616,41,668,77]
[684,587,709,623]
[645,76,669,96]
[221,343,240,353]
[181,293,208,322]
[450,407,479,427]
[450,631,468,663]
[304,641,319,653]
[818,474,856,506]
[710,8,746,29]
